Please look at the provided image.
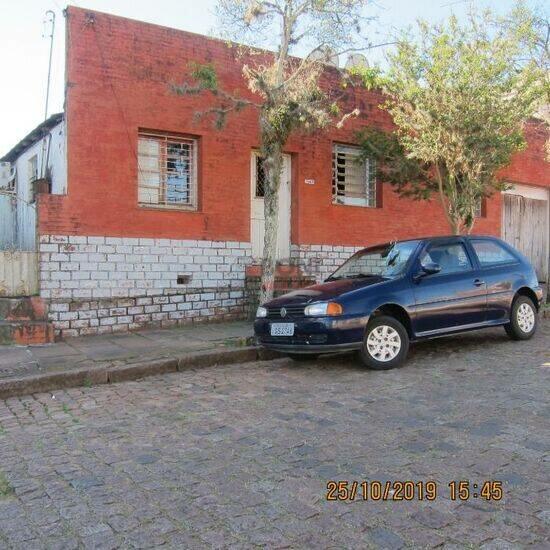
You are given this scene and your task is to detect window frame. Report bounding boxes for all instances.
[252,152,267,199]
[137,131,199,211]
[28,155,38,185]
[469,238,519,269]
[474,198,487,218]
[332,143,379,208]
[418,240,475,277]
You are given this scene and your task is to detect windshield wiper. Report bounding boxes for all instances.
[345,273,379,279]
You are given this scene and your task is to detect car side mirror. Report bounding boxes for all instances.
[413,262,441,282]
[422,262,441,275]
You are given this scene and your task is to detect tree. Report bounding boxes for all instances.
[524,9,549,159]
[357,6,544,235]
[174,0,377,303]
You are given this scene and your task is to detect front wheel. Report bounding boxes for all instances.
[504,296,538,340]
[359,315,409,370]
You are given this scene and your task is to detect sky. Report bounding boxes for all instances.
[0,0,543,156]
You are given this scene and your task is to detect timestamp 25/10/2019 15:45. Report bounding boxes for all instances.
[326,480,504,502]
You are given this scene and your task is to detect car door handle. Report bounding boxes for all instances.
[473,279,485,287]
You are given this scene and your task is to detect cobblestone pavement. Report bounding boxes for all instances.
[0,321,548,549]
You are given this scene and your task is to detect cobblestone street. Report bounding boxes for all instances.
[0,322,548,549]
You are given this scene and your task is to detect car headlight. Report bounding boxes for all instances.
[304,301,343,316]
[256,306,268,318]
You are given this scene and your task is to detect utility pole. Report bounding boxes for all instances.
[40,10,56,180]
[43,10,55,121]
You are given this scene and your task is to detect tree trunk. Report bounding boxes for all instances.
[259,144,283,305]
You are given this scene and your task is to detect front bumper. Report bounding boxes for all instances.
[254,314,367,355]
[255,340,362,354]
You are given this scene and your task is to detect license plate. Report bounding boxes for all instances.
[270,323,295,337]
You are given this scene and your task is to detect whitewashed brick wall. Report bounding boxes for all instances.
[40,235,253,338]
[290,244,363,282]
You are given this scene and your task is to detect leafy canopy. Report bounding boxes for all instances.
[357,5,545,234]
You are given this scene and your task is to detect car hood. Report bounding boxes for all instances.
[266,276,389,307]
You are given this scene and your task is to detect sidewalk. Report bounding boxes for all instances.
[0,321,262,399]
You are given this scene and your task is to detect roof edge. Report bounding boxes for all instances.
[1,112,64,163]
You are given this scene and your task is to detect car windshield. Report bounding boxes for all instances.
[328,241,420,280]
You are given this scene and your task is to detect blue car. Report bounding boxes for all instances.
[254,236,543,369]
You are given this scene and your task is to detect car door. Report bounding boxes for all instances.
[412,239,487,336]
[468,238,521,323]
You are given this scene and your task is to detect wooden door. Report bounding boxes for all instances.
[502,193,548,281]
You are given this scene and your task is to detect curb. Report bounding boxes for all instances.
[0,346,281,400]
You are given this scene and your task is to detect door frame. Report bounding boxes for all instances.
[501,183,549,283]
[250,151,292,262]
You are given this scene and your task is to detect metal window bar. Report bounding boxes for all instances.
[138,134,197,209]
[332,145,376,207]
[255,155,267,198]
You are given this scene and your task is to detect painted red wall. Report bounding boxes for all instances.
[38,7,548,248]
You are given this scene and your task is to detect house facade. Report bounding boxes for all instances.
[2,6,549,341]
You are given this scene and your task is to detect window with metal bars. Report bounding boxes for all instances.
[255,155,267,198]
[332,144,377,207]
[137,133,197,209]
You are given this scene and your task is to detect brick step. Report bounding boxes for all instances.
[0,297,49,322]
[0,297,54,344]
[0,320,54,345]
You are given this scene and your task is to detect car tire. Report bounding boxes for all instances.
[504,295,538,340]
[287,353,319,362]
[359,315,409,370]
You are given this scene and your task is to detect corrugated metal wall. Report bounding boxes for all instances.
[0,195,16,249]
[0,194,38,296]
[0,251,39,296]
[0,194,36,251]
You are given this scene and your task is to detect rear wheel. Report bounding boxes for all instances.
[287,353,319,362]
[359,315,409,370]
[504,295,537,340]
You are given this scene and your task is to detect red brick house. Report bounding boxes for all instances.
[2,6,548,340]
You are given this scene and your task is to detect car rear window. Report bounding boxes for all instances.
[471,239,517,267]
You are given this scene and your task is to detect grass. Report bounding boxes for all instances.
[223,336,252,347]
[0,471,14,498]
[62,403,80,424]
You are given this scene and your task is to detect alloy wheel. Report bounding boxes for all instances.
[366,325,402,362]
[517,303,535,333]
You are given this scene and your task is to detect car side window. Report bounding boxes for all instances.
[420,243,472,275]
[471,239,517,267]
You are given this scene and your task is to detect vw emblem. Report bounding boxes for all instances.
[280,307,287,318]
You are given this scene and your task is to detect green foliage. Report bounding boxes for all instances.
[0,471,14,498]
[356,127,434,200]
[345,65,383,90]
[368,5,544,234]
[190,62,219,92]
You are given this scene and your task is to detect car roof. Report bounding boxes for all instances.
[356,234,500,253]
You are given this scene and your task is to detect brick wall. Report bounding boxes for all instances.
[34,7,549,337]
[290,244,364,282]
[40,6,538,251]
[40,235,252,337]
